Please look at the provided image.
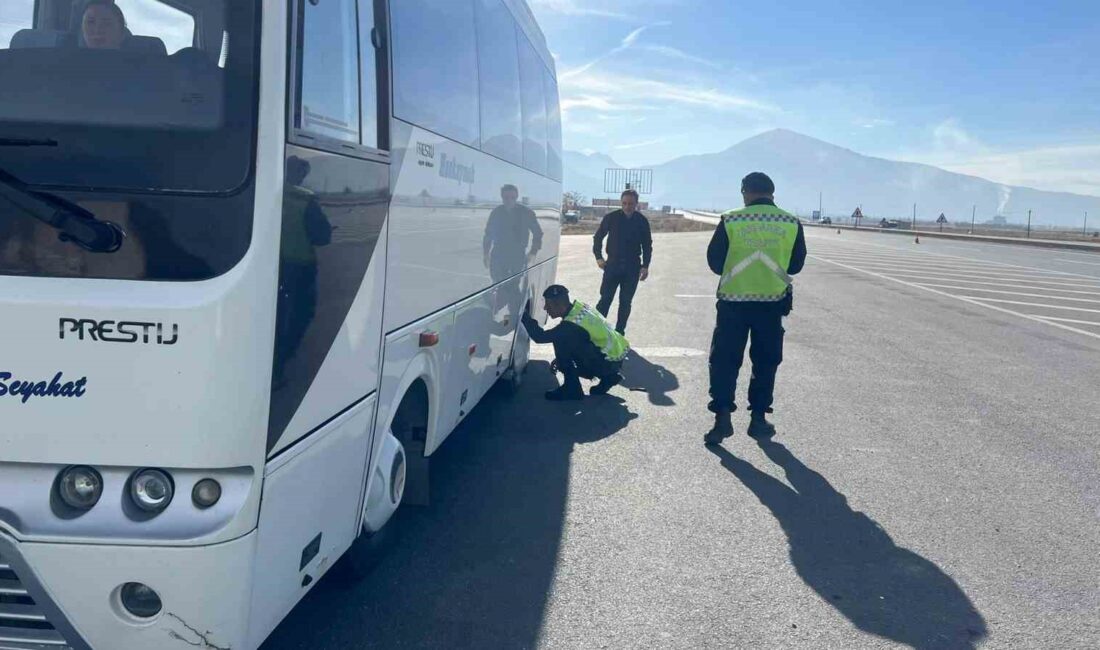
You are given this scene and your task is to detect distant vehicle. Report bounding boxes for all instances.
[820,216,832,225]
[879,219,900,228]
[562,210,579,224]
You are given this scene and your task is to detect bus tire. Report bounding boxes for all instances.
[333,520,399,585]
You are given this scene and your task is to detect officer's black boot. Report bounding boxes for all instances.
[704,409,734,445]
[545,373,584,401]
[747,412,776,439]
[589,372,623,396]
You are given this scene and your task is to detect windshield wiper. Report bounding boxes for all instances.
[0,167,124,253]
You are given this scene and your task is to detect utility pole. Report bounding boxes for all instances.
[912,203,917,230]
[819,191,823,220]
[971,205,976,233]
[1085,211,1089,236]
[1027,209,1032,238]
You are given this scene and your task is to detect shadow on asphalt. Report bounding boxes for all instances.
[620,351,679,406]
[707,440,988,650]
[262,361,636,649]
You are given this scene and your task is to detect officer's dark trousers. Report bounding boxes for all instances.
[708,302,784,414]
[554,338,619,388]
[596,265,640,334]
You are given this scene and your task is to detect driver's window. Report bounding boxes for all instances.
[112,0,195,54]
[0,2,34,48]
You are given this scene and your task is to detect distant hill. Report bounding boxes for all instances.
[564,129,1100,227]
[562,150,622,203]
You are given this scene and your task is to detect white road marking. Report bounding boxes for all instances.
[959,297,1100,315]
[809,229,1100,260]
[911,284,1100,304]
[819,260,1100,288]
[808,235,1100,279]
[817,252,1089,277]
[1032,316,1100,327]
[1054,259,1100,267]
[815,250,1100,277]
[809,254,1100,342]
[895,275,1100,296]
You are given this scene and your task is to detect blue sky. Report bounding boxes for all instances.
[529,0,1100,196]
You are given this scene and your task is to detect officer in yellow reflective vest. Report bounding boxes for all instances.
[521,285,630,401]
[704,172,806,443]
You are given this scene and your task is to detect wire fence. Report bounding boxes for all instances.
[803,215,1099,243]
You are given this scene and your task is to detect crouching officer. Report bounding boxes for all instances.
[705,172,806,443]
[521,285,629,401]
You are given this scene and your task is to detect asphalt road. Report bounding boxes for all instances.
[263,229,1100,649]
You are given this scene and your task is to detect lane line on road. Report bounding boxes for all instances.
[813,250,1100,279]
[1031,316,1100,327]
[916,240,1100,260]
[807,235,1100,279]
[910,284,1100,304]
[893,275,1100,296]
[813,252,1095,278]
[957,297,1100,315]
[1054,259,1100,267]
[809,254,1100,342]
[815,260,1100,289]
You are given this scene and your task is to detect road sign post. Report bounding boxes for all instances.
[603,168,654,195]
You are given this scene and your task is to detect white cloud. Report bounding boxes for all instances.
[932,118,979,151]
[559,22,669,80]
[900,121,1100,196]
[860,118,895,129]
[934,144,1100,197]
[563,71,777,114]
[638,44,722,69]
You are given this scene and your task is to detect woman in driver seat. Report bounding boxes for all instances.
[80,0,128,50]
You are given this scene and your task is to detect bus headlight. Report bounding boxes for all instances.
[120,582,162,618]
[57,466,103,510]
[129,469,174,513]
[191,478,222,509]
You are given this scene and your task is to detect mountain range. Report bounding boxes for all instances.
[564,129,1099,227]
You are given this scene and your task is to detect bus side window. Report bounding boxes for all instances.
[295,0,361,145]
[391,0,480,148]
[517,35,546,176]
[475,0,522,166]
[544,70,562,182]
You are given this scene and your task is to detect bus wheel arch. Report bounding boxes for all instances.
[389,377,431,507]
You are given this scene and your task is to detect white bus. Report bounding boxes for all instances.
[0,0,561,647]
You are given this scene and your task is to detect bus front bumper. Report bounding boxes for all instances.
[3,531,257,650]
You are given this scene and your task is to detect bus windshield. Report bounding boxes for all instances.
[0,0,258,193]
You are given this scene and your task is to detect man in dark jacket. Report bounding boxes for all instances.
[483,184,542,282]
[593,189,652,334]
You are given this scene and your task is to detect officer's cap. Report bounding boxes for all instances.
[543,285,570,300]
[741,172,775,195]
